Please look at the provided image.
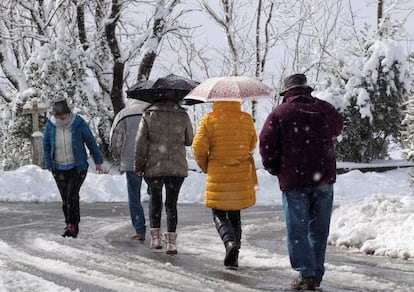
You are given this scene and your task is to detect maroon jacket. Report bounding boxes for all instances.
[259,88,343,191]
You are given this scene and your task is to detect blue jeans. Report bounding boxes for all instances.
[282,183,333,281]
[126,172,146,235]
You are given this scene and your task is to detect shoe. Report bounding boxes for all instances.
[315,278,321,288]
[225,249,239,270]
[291,276,316,290]
[150,228,162,249]
[164,232,177,255]
[224,242,239,268]
[61,226,70,237]
[61,224,78,238]
[131,233,145,241]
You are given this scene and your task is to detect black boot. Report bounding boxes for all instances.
[224,242,239,269]
[231,217,242,247]
[213,212,236,244]
[213,210,238,268]
[229,211,241,269]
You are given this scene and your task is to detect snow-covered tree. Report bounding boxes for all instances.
[325,16,412,162]
[0,0,189,168]
[0,1,113,166]
[401,51,414,185]
[0,92,32,170]
[0,0,413,169]
[199,0,285,123]
[402,93,414,183]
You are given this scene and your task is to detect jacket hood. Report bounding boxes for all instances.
[128,99,150,114]
[146,100,185,113]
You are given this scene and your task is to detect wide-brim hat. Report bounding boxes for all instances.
[52,98,71,115]
[280,73,314,96]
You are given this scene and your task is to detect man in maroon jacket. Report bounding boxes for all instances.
[259,74,343,290]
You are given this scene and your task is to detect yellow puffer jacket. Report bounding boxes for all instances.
[192,101,258,211]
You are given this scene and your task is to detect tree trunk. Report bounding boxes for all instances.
[377,0,383,29]
[75,1,89,51]
[137,52,157,81]
[137,12,165,81]
[105,0,125,116]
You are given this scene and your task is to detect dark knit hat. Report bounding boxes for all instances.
[52,98,71,115]
[280,73,313,96]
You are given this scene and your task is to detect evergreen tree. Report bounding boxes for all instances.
[0,98,32,170]
[0,41,113,169]
[401,85,414,186]
[402,95,414,158]
[334,17,410,162]
[336,95,374,162]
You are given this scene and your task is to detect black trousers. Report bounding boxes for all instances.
[145,176,184,232]
[212,209,242,246]
[53,168,87,228]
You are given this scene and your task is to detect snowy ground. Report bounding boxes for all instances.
[1,202,413,292]
[0,160,413,291]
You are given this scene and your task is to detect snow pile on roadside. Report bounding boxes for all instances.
[329,195,414,259]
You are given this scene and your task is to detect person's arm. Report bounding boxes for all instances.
[184,114,194,146]
[330,107,344,137]
[42,121,53,171]
[82,120,104,170]
[192,115,210,173]
[134,115,149,175]
[110,119,125,161]
[259,113,281,176]
[320,100,343,138]
[248,115,258,152]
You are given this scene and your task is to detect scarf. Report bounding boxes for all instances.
[54,112,75,128]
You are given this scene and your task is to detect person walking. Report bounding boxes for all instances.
[43,97,103,238]
[259,73,343,290]
[134,99,193,254]
[192,101,258,269]
[110,99,150,241]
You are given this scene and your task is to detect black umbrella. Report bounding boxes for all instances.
[126,74,199,103]
[126,79,154,97]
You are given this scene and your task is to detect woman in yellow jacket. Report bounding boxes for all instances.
[192,101,258,269]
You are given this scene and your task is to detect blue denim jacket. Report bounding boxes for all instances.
[43,114,103,173]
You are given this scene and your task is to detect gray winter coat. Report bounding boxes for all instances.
[110,101,149,172]
[134,100,193,177]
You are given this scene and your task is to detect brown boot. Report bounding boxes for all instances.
[164,232,177,255]
[150,228,162,249]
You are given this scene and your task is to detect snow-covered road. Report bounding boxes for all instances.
[0,202,413,291]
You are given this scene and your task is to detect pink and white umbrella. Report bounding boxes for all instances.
[183,76,273,105]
